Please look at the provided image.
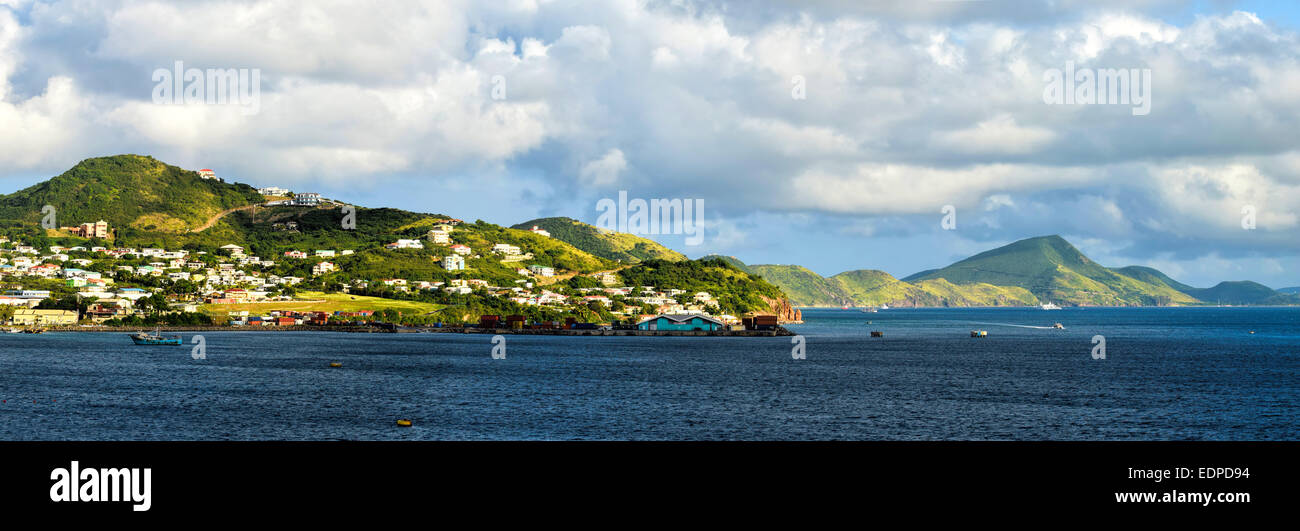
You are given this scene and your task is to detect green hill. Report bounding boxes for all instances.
[0,155,263,235]
[1115,266,1296,304]
[748,264,853,306]
[905,235,1198,306]
[511,217,686,263]
[1185,281,1298,305]
[1112,265,1196,292]
[700,254,752,272]
[828,269,1036,307]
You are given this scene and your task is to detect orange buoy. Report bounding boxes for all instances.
[396,419,413,427]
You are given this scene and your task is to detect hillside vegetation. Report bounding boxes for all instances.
[0,155,263,236]
[904,236,1198,306]
[511,217,687,263]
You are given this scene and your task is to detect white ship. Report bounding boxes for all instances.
[1040,302,1061,310]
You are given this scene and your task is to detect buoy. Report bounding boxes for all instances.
[396,419,413,427]
[1249,331,1255,334]
[329,362,342,367]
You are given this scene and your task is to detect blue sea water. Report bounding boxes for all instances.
[0,307,1295,440]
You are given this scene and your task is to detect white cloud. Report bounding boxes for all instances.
[578,148,626,186]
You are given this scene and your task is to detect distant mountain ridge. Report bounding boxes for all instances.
[726,236,1296,307]
[903,235,1198,306]
[715,258,1036,308]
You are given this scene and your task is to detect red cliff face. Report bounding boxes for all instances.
[761,296,803,323]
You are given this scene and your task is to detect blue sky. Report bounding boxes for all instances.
[0,0,1297,288]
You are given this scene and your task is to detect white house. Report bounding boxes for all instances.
[293,193,321,206]
[257,186,290,196]
[387,239,424,250]
[312,261,335,275]
[442,255,465,271]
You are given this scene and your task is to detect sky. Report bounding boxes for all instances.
[0,0,1297,288]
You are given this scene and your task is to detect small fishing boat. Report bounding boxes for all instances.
[970,330,987,337]
[870,331,884,338]
[879,304,889,310]
[329,362,343,368]
[1053,323,1064,329]
[128,328,182,345]
[1040,302,1061,310]
[862,307,878,313]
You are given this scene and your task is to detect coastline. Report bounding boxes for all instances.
[28,324,795,337]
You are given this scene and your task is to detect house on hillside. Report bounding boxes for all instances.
[442,255,465,271]
[293,193,321,206]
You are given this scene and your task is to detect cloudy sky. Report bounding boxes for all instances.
[1,0,1297,288]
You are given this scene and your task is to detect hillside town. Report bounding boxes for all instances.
[0,215,759,331]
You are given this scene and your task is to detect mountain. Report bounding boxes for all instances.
[1112,265,1196,292]
[0,155,263,236]
[829,269,1037,307]
[1182,281,1299,305]
[725,260,1038,308]
[511,217,686,264]
[1280,287,1300,295]
[748,264,853,306]
[1114,266,1298,304]
[905,235,1198,306]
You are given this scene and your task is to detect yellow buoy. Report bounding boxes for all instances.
[329,362,342,367]
[396,419,413,427]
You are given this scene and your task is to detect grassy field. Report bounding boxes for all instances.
[198,291,442,318]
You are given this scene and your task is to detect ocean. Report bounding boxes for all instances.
[1,307,1295,440]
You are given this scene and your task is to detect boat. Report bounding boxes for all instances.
[22,328,46,334]
[862,307,878,313]
[396,419,413,427]
[870,331,884,338]
[879,304,889,310]
[1040,302,1061,310]
[329,362,343,368]
[1053,323,1064,329]
[970,330,987,337]
[128,328,182,345]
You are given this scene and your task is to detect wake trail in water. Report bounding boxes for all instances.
[956,321,1060,330]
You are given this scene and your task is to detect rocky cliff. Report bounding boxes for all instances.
[760,296,803,323]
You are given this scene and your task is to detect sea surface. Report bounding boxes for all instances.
[1,307,1296,440]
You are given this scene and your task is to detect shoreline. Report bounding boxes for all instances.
[24,324,795,337]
